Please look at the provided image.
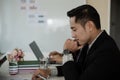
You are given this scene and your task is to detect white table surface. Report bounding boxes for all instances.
[0,60,64,80]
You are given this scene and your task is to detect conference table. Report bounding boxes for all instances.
[0,60,64,80]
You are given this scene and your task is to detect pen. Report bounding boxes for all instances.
[37,74,47,80]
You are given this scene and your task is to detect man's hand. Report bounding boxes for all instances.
[49,51,63,63]
[32,68,50,80]
[63,39,83,52]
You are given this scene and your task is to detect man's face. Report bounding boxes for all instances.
[70,17,90,45]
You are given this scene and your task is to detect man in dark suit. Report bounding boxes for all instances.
[32,4,120,80]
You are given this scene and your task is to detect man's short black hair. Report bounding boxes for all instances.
[67,4,101,29]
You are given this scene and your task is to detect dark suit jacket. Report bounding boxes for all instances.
[62,30,120,80]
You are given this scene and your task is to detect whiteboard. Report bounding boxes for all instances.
[0,0,86,55]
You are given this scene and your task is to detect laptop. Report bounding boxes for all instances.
[29,41,57,64]
[29,41,44,61]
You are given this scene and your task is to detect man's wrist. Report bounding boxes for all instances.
[63,49,71,54]
[47,68,51,76]
[62,49,74,64]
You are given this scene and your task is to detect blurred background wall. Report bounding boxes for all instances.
[0,0,86,56]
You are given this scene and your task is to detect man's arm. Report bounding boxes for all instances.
[56,66,64,76]
[0,55,7,67]
[62,61,80,80]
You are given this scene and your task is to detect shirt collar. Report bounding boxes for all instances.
[88,30,103,49]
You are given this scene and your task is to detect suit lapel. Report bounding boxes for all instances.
[87,30,108,56]
[82,30,108,70]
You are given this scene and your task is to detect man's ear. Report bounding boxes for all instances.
[85,21,94,32]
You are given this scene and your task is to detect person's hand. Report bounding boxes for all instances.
[49,51,63,63]
[63,39,83,52]
[32,68,50,80]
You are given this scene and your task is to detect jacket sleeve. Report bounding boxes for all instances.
[62,55,120,80]
[62,61,80,80]
[56,66,64,76]
[56,50,80,77]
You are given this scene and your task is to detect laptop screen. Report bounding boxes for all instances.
[29,41,44,61]
[29,41,60,64]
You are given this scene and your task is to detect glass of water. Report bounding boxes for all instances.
[39,57,49,80]
[39,57,48,69]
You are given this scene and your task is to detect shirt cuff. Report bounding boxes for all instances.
[62,53,74,64]
[49,66,58,76]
